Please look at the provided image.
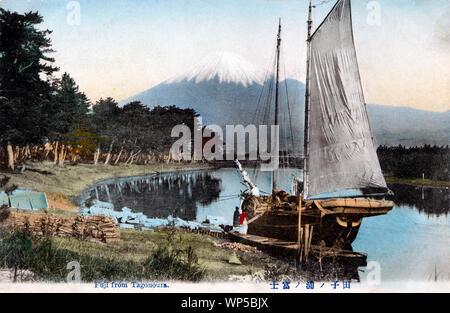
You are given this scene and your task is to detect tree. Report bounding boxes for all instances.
[0,9,59,170]
[48,73,90,165]
[377,145,449,181]
[53,73,89,128]
[86,99,199,164]
[115,103,198,156]
[116,101,150,155]
[62,123,106,163]
[89,97,119,164]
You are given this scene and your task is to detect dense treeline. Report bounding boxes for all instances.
[377,145,449,181]
[0,9,197,170]
[89,99,196,165]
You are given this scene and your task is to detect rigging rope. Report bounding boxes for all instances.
[282,49,296,157]
[247,23,302,184]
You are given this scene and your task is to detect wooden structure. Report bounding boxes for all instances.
[240,190,392,252]
[229,231,367,267]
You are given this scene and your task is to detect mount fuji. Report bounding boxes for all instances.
[167,51,265,87]
[120,51,449,148]
[120,51,304,136]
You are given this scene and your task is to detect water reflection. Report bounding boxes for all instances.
[76,171,222,221]
[388,183,449,216]
[76,169,449,222]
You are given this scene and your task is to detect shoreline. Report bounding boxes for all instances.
[0,161,215,212]
[0,161,214,198]
[385,176,450,188]
[2,162,448,202]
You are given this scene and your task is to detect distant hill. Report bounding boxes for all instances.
[366,105,449,147]
[120,51,449,150]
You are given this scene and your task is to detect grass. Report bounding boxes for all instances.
[25,208,79,216]
[48,229,288,280]
[46,229,349,282]
[0,228,355,283]
[0,231,205,282]
[1,161,212,197]
[0,229,298,282]
[385,175,450,188]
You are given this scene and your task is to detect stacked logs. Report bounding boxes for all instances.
[0,211,120,243]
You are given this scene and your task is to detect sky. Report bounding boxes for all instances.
[2,0,449,112]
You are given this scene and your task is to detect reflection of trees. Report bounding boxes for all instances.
[388,183,449,217]
[378,145,449,181]
[85,172,221,220]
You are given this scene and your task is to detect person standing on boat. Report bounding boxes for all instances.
[233,207,240,227]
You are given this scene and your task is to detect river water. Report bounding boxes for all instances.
[75,167,449,283]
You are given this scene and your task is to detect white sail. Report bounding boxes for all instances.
[305,0,387,198]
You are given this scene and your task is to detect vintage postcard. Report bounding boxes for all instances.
[0,0,448,300]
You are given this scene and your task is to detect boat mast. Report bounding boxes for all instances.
[271,18,282,193]
[303,1,313,199]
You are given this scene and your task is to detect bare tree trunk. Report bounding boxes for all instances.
[71,149,77,162]
[62,146,67,163]
[129,152,141,165]
[58,144,65,166]
[125,150,141,165]
[104,142,114,165]
[7,143,14,170]
[114,147,123,165]
[14,146,19,162]
[125,153,133,165]
[54,142,59,164]
[44,143,51,160]
[94,147,101,165]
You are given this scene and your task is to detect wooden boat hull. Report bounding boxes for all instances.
[229,231,367,267]
[240,191,393,249]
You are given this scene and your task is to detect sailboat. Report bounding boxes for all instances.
[233,0,393,256]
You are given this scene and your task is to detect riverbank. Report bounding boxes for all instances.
[0,227,310,282]
[0,161,213,200]
[385,175,450,188]
[51,228,297,281]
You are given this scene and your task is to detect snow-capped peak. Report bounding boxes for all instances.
[167,51,265,87]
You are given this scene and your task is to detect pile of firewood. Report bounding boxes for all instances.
[0,211,120,243]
